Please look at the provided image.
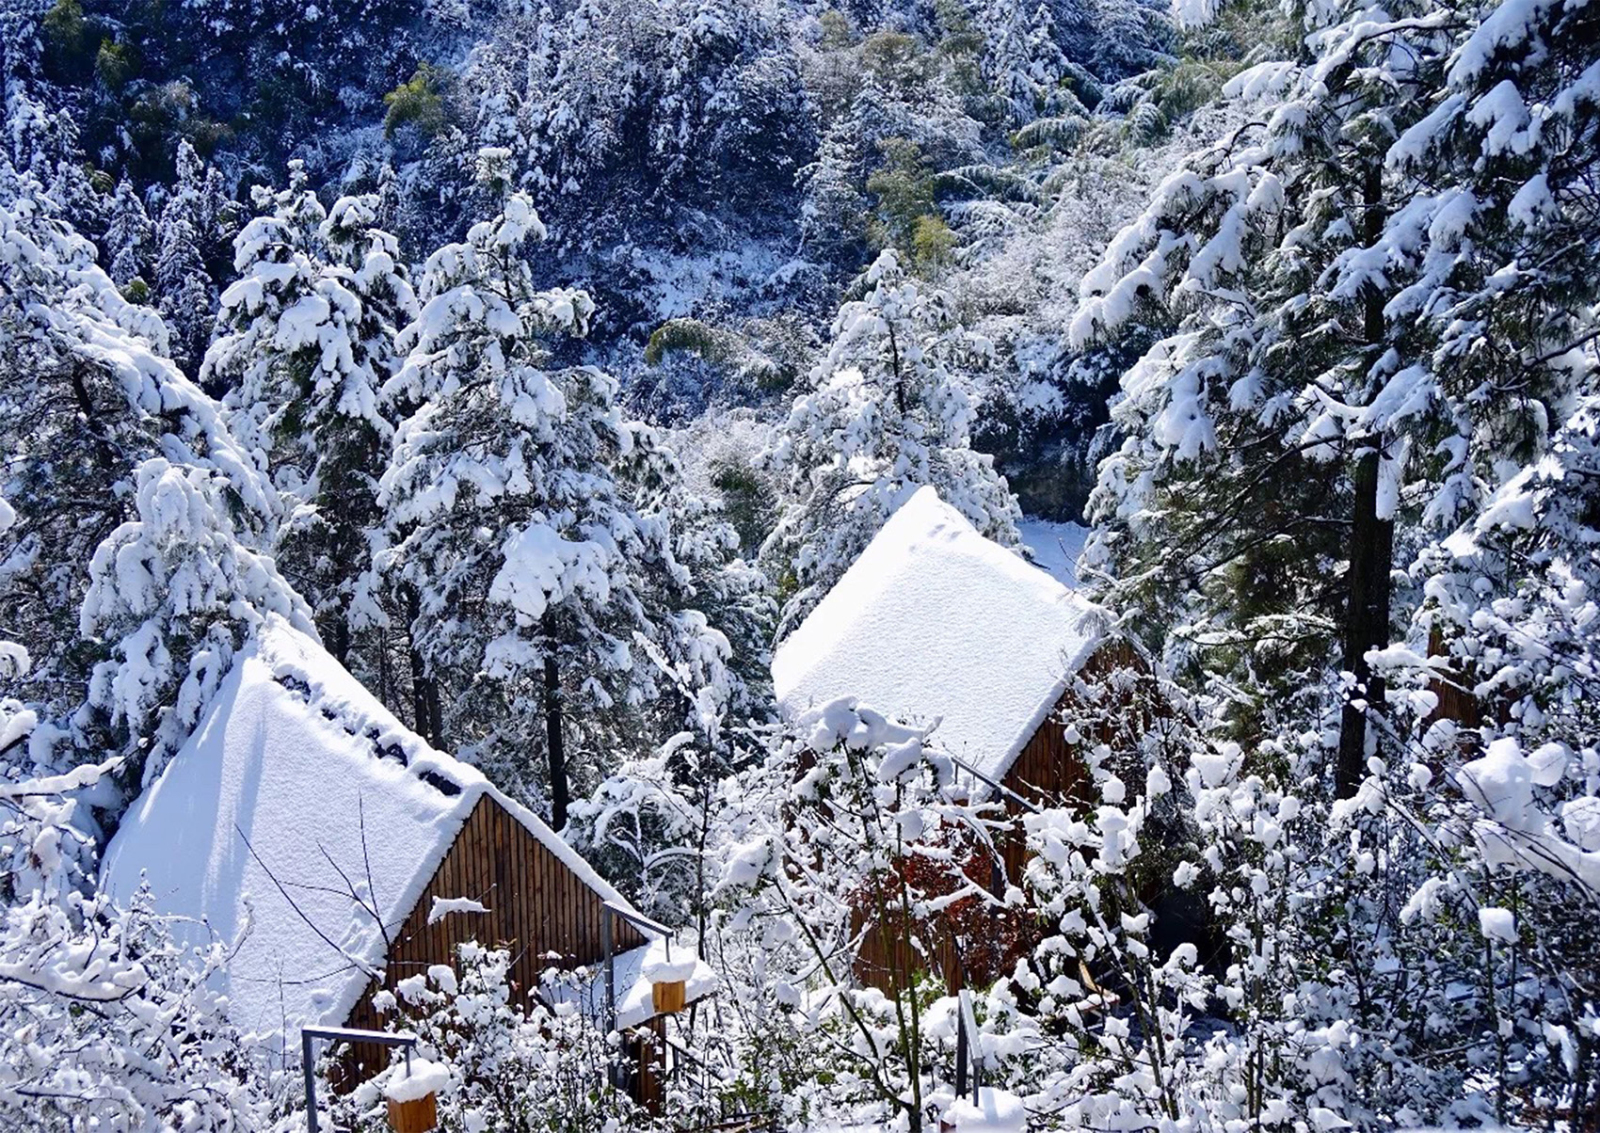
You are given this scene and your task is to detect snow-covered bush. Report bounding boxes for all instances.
[337,943,656,1133]
[715,697,1008,1131]
[0,757,278,1129]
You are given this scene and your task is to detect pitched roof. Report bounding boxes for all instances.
[772,487,1106,784]
[100,615,644,1043]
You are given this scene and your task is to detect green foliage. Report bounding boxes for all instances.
[94,38,135,92]
[1151,61,1231,121]
[1125,100,1170,144]
[122,278,151,304]
[42,0,98,81]
[860,31,930,93]
[817,8,857,49]
[646,318,732,367]
[711,458,777,555]
[1013,114,1089,153]
[121,79,229,167]
[911,213,955,274]
[866,138,936,252]
[645,318,797,393]
[383,65,447,140]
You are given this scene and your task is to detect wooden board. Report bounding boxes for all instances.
[338,795,647,1079]
[853,639,1154,994]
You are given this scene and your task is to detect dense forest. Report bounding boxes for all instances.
[0,0,1597,1127]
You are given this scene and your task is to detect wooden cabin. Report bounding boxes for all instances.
[772,487,1152,990]
[101,616,711,1110]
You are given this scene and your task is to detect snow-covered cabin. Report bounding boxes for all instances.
[773,489,1150,990]
[101,616,711,1105]
[774,486,1127,810]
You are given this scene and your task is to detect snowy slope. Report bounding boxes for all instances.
[100,615,644,1044]
[1018,516,1090,588]
[772,487,1105,784]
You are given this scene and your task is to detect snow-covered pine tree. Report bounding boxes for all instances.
[1072,0,1430,789]
[103,176,152,289]
[0,160,303,797]
[1067,0,1600,1121]
[799,114,870,268]
[205,162,336,474]
[79,457,313,792]
[982,0,1042,124]
[153,141,220,377]
[376,180,732,827]
[763,248,1020,634]
[206,170,416,664]
[1079,0,1599,793]
[304,193,418,666]
[1087,0,1168,82]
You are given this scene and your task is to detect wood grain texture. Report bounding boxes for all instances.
[339,794,647,1082]
[854,639,1151,994]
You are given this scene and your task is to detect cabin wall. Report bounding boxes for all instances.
[998,638,1144,880]
[341,795,646,1077]
[853,638,1152,994]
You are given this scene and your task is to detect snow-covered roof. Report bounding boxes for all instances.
[772,487,1105,784]
[100,615,644,1043]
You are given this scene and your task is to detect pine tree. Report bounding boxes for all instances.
[206,169,417,665]
[983,0,1040,124]
[153,142,220,376]
[376,183,732,827]
[205,162,331,473]
[1074,0,1599,784]
[799,115,870,268]
[0,160,293,793]
[1087,0,1168,82]
[102,177,152,289]
[763,248,1021,634]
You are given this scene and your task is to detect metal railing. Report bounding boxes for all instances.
[301,1025,419,1133]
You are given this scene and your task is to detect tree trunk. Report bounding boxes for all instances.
[329,615,351,667]
[544,651,570,831]
[1336,448,1393,796]
[403,584,443,749]
[1336,161,1395,798]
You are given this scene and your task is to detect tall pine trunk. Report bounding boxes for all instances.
[1336,162,1395,798]
[543,649,570,831]
[403,584,443,748]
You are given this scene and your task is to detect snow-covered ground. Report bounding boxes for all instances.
[1017,516,1090,589]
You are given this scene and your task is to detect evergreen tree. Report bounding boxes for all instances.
[1087,0,1169,81]
[152,142,220,376]
[206,169,417,664]
[799,115,870,267]
[376,184,733,827]
[0,160,293,794]
[103,177,152,289]
[982,0,1046,123]
[1074,0,1599,784]
[763,248,1021,634]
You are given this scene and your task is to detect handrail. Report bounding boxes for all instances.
[302,1025,419,1133]
[944,752,1044,814]
[602,899,675,939]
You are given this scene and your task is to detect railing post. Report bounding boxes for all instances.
[303,1030,318,1133]
[955,1010,968,1099]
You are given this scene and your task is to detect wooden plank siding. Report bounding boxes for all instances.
[340,794,647,1080]
[997,637,1144,881]
[853,638,1152,995]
